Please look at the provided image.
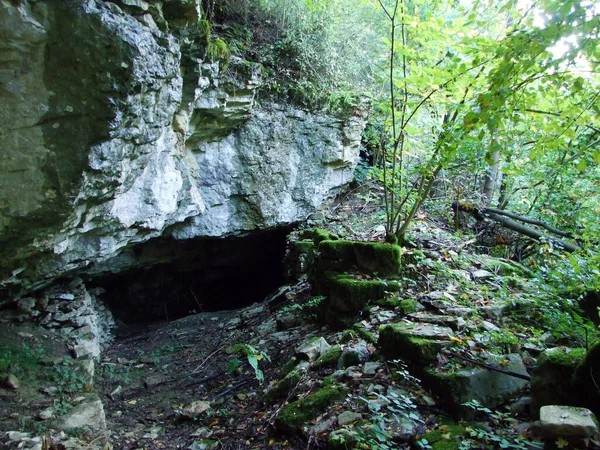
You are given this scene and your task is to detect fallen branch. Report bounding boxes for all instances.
[190,345,225,375]
[452,201,580,253]
[483,207,573,238]
[210,379,250,401]
[445,351,531,381]
[484,211,579,253]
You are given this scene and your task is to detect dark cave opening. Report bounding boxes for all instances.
[90,227,291,324]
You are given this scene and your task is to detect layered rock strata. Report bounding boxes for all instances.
[0,0,366,301]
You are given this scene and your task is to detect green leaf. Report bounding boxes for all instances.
[226,359,241,374]
[254,368,264,382]
[247,354,259,372]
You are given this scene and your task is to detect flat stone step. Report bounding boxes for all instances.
[539,405,598,438]
[407,312,465,330]
[378,321,454,364]
[387,321,454,340]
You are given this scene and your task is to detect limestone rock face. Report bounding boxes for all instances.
[0,0,366,300]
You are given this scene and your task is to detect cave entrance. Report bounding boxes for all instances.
[90,227,291,324]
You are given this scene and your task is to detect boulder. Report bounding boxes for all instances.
[275,385,348,435]
[317,240,403,276]
[378,322,454,364]
[338,340,370,369]
[530,347,587,418]
[573,342,600,416]
[59,394,106,436]
[422,354,529,418]
[539,405,598,438]
[0,0,366,301]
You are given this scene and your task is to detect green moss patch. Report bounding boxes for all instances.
[275,385,348,434]
[422,422,466,450]
[326,274,395,314]
[312,345,342,370]
[531,347,588,417]
[266,368,305,402]
[545,347,586,367]
[400,299,419,314]
[313,228,338,245]
[294,241,316,253]
[318,240,402,276]
[378,324,451,363]
[377,298,402,309]
[352,324,377,345]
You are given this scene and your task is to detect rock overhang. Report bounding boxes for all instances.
[0,0,367,302]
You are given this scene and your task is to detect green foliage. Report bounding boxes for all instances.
[356,389,423,449]
[280,295,325,315]
[50,364,90,394]
[101,362,132,385]
[207,38,231,65]
[227,344,270,383]
[214,0,381,113]
[459,400,544,449]
[368,0,599,249]
[0,342,46,379]
[198,14,231,68]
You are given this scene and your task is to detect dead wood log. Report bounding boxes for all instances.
[483,207,573,238]
[452,201,580,253]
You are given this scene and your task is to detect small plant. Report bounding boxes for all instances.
[280,296,325,315]
[101,362,132,385]
[51,364,89,394]
[226,344,270,383]
[461,400,543,449]
[354,389,424,449]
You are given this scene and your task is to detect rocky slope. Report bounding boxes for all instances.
[2,187,599,449]
[0,0,366,300]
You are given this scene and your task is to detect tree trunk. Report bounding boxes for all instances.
[481,148,502,206]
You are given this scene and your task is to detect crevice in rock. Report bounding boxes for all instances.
[87,227,292,324]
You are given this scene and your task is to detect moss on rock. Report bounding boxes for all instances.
[422,354,528,418]
[326,274,395,314]
[545,347,587,367]
[280,356,301,379]
[378,324,450,363]
[313,228,338,245]
[266,368,305,402]
[377,298,402,309]
[318,240,402,276]
[275,385,348,434]
[400,299,419,314]
[312,345,342,370]
[352,323,377,345]
[531,347,587,418]
[294,240,316,253]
